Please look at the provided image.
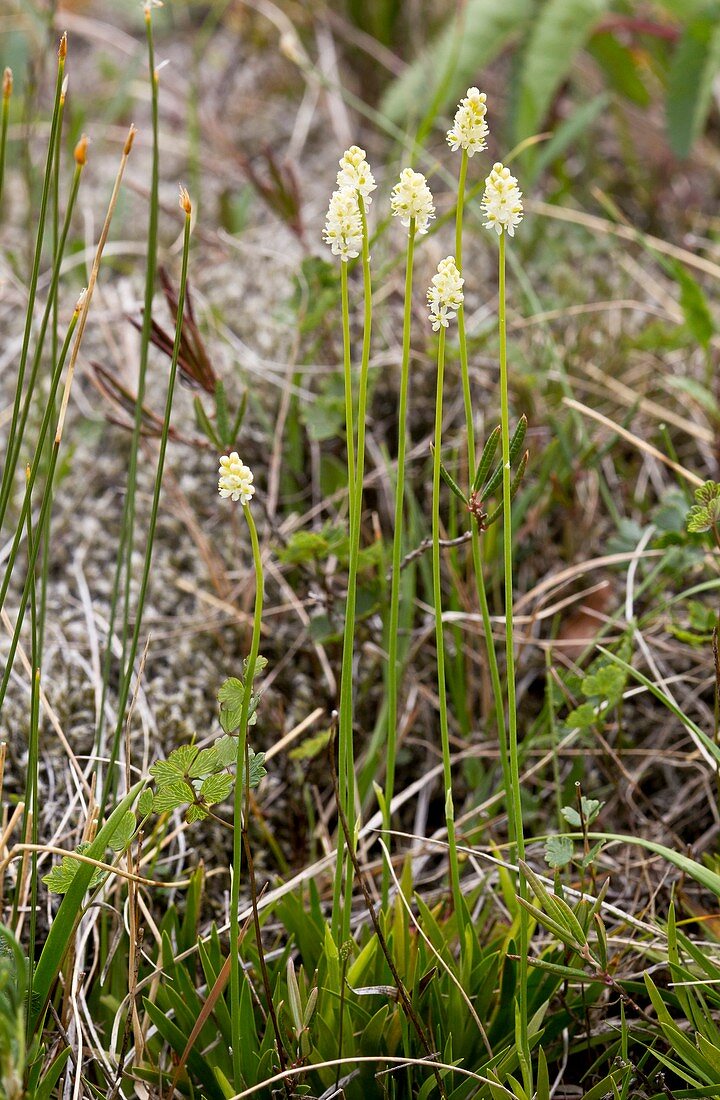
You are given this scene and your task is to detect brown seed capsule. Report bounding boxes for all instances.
[74,134,88,166]
[467,490,488,529]
[123,125,137,155]
[179,185,192,215]
[58,32,67,62]
[2,68,12,102]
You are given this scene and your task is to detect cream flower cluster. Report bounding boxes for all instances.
[218,452,255,505]
[336,146,376,205]
[390,168,435,235]
[323,187,363,261]
[427,257,464,331]
[446,87,489,157]
[481,162,523,236]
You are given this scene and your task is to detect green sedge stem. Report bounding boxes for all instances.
[0,161,84,540]
[333,195,372,944]
[0,69,11,213]
[432,327,464,936]
[454,152,513,840]
[498,230,531,1092]
[230,502,264,1086]
[99,206,192,816]
[20,475,39,1038]
[383,219,415,905]
[96,9,161,799]
[0,310,78,642]
[341,261,356,492]
[0,46,65,529]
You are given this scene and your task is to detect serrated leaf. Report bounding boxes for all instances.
[245,749,267,790]
[214,735,238,769]
[152,782,195,813]
[188,746,220,778]
[544,835,574,869]
[186,804,210,823]
[150,744,199,785]
[581,663,626,702]
[514,0,610,152]
[200,773,234,805]
[43,858,81,895]
[667,14,720,160]
[565,701,598,728]
[289,728,333,762]
[279,531,331,566]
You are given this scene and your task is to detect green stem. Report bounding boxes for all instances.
[0,42,65,530]
[332,195,372,944]
[454,152,514,842]
[0,69,12,217]
[99,205,192,816]
[432,327,464,936]
[97,11,161,808]
[383,219,415,905]
[230,503,264,1086]
[498,231,531,1093]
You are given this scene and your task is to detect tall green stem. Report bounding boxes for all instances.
[498,232,531,1091]
[383,220,415,903]
[332,197,372,944]
[96,7,161,800]
[99,203,192,816]
[0,39,65,529]
[454,151,514,839]
[230,503,264,1086]
[432,328,464,936]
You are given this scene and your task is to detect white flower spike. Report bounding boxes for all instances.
[446,87,489,157]
[323,186,363,262]
[218,452,255,505]
[336,146,376,205]
[481,162,523,237]
[427,256,464,331]
[390,168,435,236]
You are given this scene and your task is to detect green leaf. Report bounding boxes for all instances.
[279,530,331,565]
[587,33,650,106]
[214,735,238,769]
[473,425,501,493]
[289,728,333,762]
[218,677,246,732]
[199,773,233,805]
[186,804,210,822]
[152,782,195,813]
[671,260,714,347]
[565,701,599,728]
[439,459,467,504]
[188,745,221,778]
[581,663,626,703]
[544,835,574,869]
[108,810,136,851]
[514,0,610,149]
[150,744,199,785]
[687,481,720,532]
[380,0,532,127]
[137,789,154,817]
[245,748,267,790]
[667,13,720,160]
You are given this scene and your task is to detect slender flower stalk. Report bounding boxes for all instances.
[451,126,513,841]
[0,37,66,530]
[99,187,192,814]
[225,488,264,1087]
[483,161,531,1092]
[383,168,434,902]
[428,258,465,934]
[96,5,162,802]
[324,146,374,943]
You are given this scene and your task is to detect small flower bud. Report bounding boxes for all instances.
[58,32,67,62]
[74,134,88,166]
[60,74,69,104]
[2,68,12,103]
[179,185,192,215]
[75,287,88,313]
[218,453,255,505]
[481,162,523,237]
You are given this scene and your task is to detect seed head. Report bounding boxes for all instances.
[427,256,464,331]
[58,33,67,62]
[481,162,523,237]
[218,453,255,505]
[323,186,363,262]
[336,146,376,206]
[390,168,435,236]
[446,87,489,157]
[74,134,88,166]
[179,185,192,215]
